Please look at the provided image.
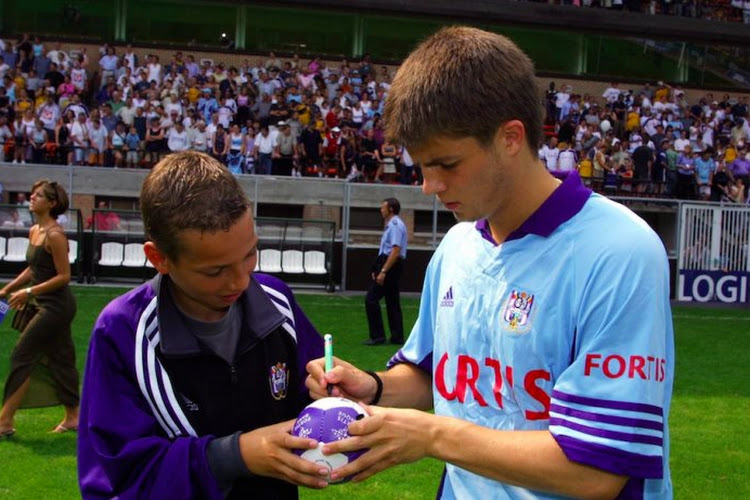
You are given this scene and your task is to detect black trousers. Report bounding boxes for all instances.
[365,256,403,342]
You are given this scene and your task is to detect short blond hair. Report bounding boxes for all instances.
[384,26,542,151]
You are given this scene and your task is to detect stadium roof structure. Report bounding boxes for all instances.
[249,0,750,46]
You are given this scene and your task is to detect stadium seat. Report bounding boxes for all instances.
[98,242,124,266]
[259,249,282,273]
[0,236,6,260]
[68,239,78,264]
[303,250,327,274]
[4,237,29,262]
[282,250,304,273]
[122,243,147,267]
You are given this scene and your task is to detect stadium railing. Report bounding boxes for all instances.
[0,205,84,283]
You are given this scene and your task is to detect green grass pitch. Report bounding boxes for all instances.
[0,286,747,499]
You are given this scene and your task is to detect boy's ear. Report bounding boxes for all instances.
[144,241,170,275]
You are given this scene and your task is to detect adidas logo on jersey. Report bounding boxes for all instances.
[440,286,454,307]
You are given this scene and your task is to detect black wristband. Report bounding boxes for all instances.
[364,370,383,405]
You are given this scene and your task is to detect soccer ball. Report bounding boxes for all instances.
[291,397,369,483]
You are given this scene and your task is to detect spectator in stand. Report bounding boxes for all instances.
[226,124,245,174]
[243,127,256,174]
[88,118,109,166]
[557,142,578,176]
[167,120,189,153]
[273,121,298,176]
[110,121,127,167]
[37,91,60,138]
[299,120,322,177]
[729,145,750,198]
[124,125,141,167]
[710,160,734,202]
[29,119,49,164]
[539,136,560,171]
[675,145,697,199]
[190,120,208,153]
[212,123,228,164]
[144,117,164,165]
[631,138,654,194]
[0,115,11,162]
[254,125,274,175]
[70,112,90,165]
[86,201,122,231]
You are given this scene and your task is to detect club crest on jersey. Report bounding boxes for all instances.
[269,362,289,400]
[502,290,535,333]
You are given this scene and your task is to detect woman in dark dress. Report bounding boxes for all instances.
[0,180,79,437]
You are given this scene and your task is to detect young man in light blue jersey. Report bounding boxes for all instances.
[307,26,674,499]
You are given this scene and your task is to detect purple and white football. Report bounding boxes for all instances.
[291,397,369,483]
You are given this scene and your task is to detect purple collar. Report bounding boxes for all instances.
[476,171,592,245]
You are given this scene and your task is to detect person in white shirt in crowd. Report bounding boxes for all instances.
[539,136,560,171]
[37,92,61,138]
[674,130,691,153]
[189,120,208,153]
[557,143,578,174]
[88,118,109,166]
[0,116,12,162]
[167,121,189,153]
[99,46,118,90]
[602,82,621,108]
[253,125,275,175]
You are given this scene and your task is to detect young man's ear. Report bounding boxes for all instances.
[497,120,526,156]
[144,241,169,274]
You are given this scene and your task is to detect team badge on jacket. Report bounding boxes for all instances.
[502,290,535,333]
[269,362,289,400]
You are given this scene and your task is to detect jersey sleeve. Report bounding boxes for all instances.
[549,224,674,480]
[78,301,223,500]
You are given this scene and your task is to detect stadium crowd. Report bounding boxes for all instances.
[533,0,750,23]
[0,35,418,184]
[0,33,749,201]
[539,80,750,202]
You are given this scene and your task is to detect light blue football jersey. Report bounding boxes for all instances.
[389,174,674,499]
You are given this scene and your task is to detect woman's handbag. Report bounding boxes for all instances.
[11,302,39,332]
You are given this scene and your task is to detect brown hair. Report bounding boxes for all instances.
[140,151,250,260]
[32,179,69,218]
[384,26,542,151]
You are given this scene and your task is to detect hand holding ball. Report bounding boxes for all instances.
[292,397,368,483]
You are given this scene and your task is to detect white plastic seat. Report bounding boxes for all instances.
[303,250,327,274]
[122,243,147,267]
[282,250,304,274]
[98,242,124,266]
[259,249,282,273]
[68,239,78,264]
[0,236,6,260]
[4,237,29,262]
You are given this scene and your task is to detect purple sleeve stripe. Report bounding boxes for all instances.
[555,434,664,479]
[386,350,433,374]
[550,403,663,432]
[386,350,408,369]
[553,390,663,417]
[417,352,433,373]
[550,417,663,446]
[436,466,447,498]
